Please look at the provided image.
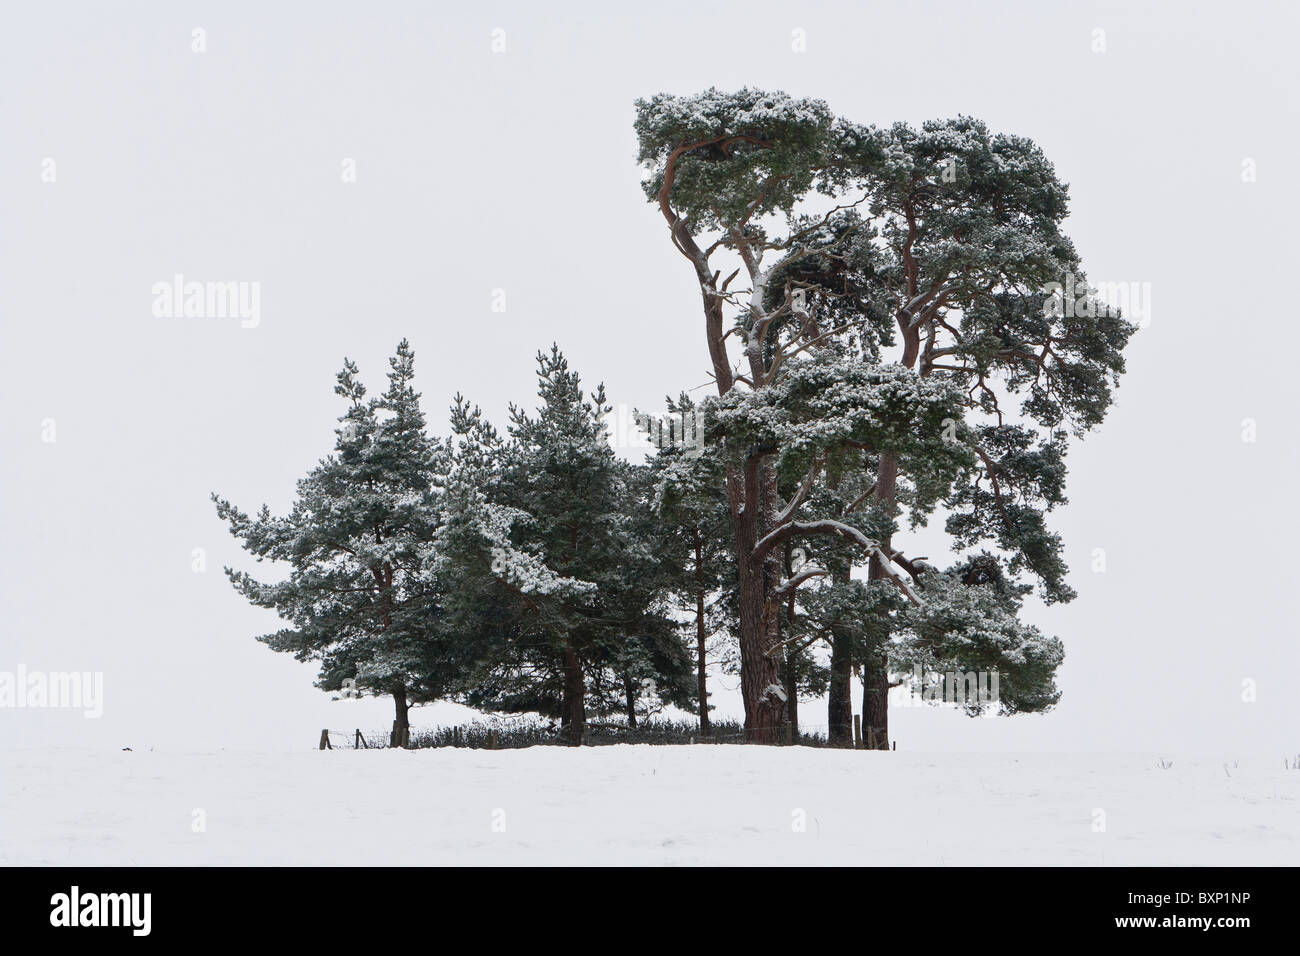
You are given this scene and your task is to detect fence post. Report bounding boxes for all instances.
[853,715,862,749]
[319,729,331,750]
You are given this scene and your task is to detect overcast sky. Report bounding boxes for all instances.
[2,0,1297,754]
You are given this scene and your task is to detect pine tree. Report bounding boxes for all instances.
[455,347,689,744]
[616,454,705,728]
[827,116,1132,744]
[645,394,735,733]
[635,90,1133,744]
[212,340,449,745]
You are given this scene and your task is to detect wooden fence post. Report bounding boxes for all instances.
[853,715,862,749]
[319,729,331,750]
[784,721,792,746]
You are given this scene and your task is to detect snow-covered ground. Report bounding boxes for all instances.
[1,747,1295,865]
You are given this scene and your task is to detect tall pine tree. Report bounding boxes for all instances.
[635,90,1133,743]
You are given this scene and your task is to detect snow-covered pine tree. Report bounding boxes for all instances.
[432,393,584,718]
[636,90,968,742]
[213,340,449,745]
[645,393,734,733]
[635,90,1133,745]
[450,347,690,745]
[823,116,1134,745]
[602,459,698,728]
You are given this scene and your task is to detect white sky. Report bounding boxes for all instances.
[2,0,1297,753]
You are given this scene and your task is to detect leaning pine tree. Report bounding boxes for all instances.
[634,90,1132,744]
[213,340,449,746]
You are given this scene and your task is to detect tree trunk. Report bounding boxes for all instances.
[824,463,855,748]
[623,673,637,728]
[390,687,409,748]
[862,652,890,749]
[783,647,799,740]
[737,587,783,743]
[658,184,783,745]
[561,640,585,746]
[783,544,799,740]
[695,534,710,734]
[862,450,901,750]
[732,462,785,744]
[828,628,854,747]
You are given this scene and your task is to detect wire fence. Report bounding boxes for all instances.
[317,718,894,751]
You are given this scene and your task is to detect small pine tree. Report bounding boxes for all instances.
[646,393,734,733]
[213,340,449,744]
[459,346,689,744]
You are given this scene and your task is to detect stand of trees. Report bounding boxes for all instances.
[216,344,694,745]
[215,89,1132,746]
[634,89,1132,745]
